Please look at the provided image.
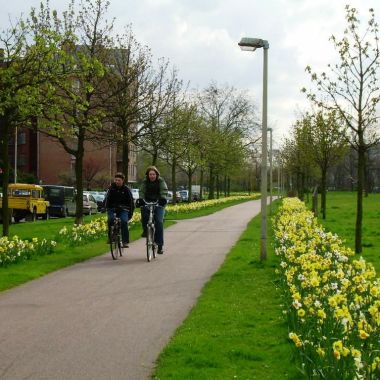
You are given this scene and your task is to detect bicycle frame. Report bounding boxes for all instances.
[108,209,123,260]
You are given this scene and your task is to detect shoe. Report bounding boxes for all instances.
[157,246,164,254]
[122,242,129,248]
[141,231,147,238]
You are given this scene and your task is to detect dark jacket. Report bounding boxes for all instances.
[139,177,168,202]
[104,183,135,220]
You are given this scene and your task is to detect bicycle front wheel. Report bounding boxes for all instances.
[152,227,157,259]
[110,232,121,260]
[146,227,154,262]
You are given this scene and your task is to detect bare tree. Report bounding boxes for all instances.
[198,83,257,199]
[83,157,102,190]
[101,27,153,182]
[137,64,184,165]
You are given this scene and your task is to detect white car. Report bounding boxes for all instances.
[82,192,99,215]
[178,190,189,202]
[167,191,182,203]
[131,189,139,203]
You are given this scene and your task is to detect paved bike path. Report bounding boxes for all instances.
[0,200,262,380]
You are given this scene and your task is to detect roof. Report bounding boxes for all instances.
[8,183,43,191]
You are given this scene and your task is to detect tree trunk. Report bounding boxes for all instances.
[171,159,177,204]
[151,148,158,166]
[187,169,192,203]
[355,144,364,253]
[208,165,215,199]
[122,133,130,183]
[364,152,369,198]
[216,174,220,199]
[312,185,318,217]
[321,170,327,219]
[1,118,11,236]
[200,168,204,201]
[74,130,85,225]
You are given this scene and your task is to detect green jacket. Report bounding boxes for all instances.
[139,177,168,201]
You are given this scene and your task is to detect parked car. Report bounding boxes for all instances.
[82,192,99,215]
[192,192,200,201]
[42,185,76,217]
[87,191,106,212]
[178,190,189,202]
[167,191,182,204]
[131,189,139,204]
[92,193,106,212]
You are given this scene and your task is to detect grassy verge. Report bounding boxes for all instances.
[0,198,254,292]
[153,201,303,380]
[306,191,380,273]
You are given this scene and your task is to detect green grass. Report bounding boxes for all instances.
[306,191,380,273]
[153,201,303,380]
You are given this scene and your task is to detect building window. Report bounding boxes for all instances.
[18,132,27,145]
[18,154,27,166]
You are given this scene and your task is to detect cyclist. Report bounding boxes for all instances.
[136,166,168,254]
[104,172,135,248]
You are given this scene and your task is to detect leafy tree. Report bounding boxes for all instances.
[0,11,61,236]
[302,5,380,252]
[295,111,349,218]
[32,0,114,224]
[281,121,317,200]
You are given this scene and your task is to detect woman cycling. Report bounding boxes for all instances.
[137,166,168,254]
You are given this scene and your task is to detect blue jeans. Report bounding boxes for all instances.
[141,205,165,246]
[108,209,129,244]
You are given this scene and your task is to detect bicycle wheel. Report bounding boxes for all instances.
[152,226,157,259]
[110,228,120,260]
[146,226,154,262]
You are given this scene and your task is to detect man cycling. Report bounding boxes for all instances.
[104,172,135,248]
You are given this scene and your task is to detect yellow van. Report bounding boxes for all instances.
[1,183,50,222]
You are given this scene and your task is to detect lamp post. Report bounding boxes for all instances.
[238,37,269,261]
[268,127,273,215]
[14,126,18,183]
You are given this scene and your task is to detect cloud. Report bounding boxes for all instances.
[2,0,379,141]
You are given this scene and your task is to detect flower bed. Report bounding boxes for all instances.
[0,236,56,267]
[57,213,141,246]
[274,197,380,379]
[166,194,259,214]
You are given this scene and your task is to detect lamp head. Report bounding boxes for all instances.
[238,37,269,50]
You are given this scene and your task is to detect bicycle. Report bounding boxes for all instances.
[143,200,159,262]
[108,210,123,260]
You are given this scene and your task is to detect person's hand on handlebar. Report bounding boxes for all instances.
[135,198,144,208]
[158,198,167,206]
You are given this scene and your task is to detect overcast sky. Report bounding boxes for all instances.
[1,0,379,146]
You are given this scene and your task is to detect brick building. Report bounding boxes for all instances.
[5,127,137,188]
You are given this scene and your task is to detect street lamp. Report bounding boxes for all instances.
[14,126,18,183]
[238,37,269,261]
[268,127,273,215]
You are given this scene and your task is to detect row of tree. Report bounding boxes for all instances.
[282,5,380,253]
[1,0,259,236]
